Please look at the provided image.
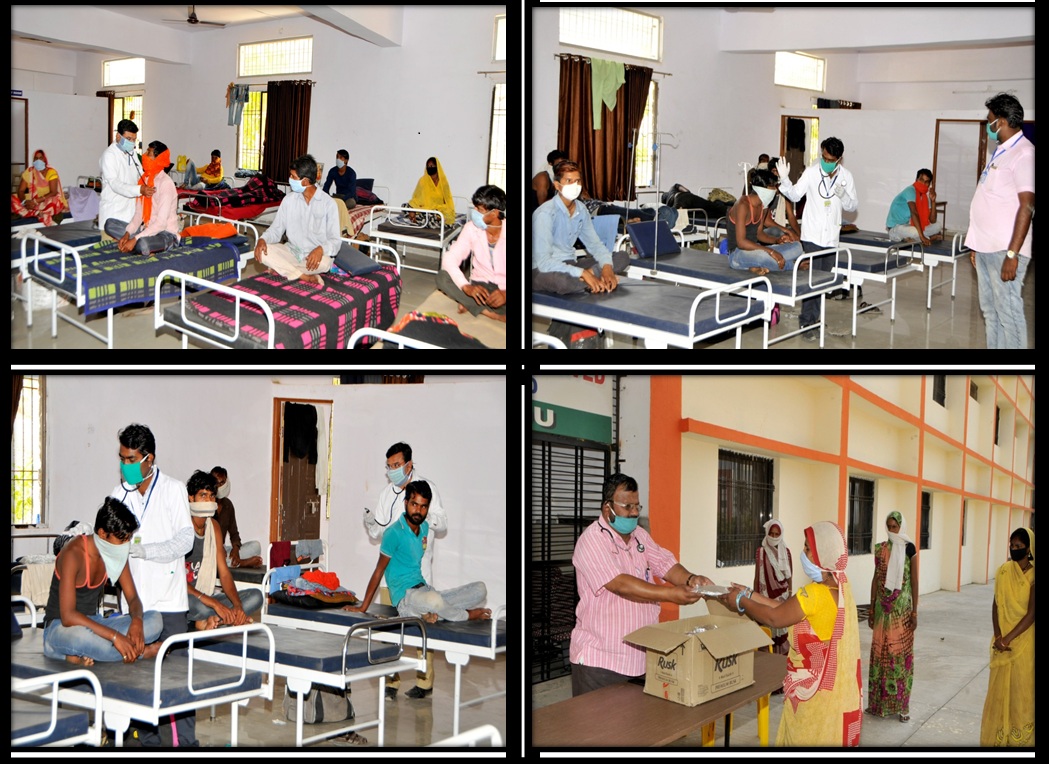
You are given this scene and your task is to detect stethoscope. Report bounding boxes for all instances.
[375,467,417,527]
[818,171,839,199]
[599,512,650,581]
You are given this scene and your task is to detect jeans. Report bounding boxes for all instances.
[396,581,487,622]
[435,271,506,317]
[728,241,804,271]
[888,221,942,242]
[531,250,631,295]
[43,610,163,661]
[973,251,1030,349]
[799,239,840,326]
[103,218,179,256]
[186,588,264,624]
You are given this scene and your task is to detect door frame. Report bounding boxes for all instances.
[270,396,333,543]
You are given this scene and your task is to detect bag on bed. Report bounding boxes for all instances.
[283,685,354,724]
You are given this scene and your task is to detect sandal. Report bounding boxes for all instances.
[858,301,882,314]
[899,714,910,722]
[338,731,369,746]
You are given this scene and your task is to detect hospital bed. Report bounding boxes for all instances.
[155,239,402,349]
[365,204,465,275]
[839,228,970,310]
[348,310,493,349]
[260,565,506,738]
[16,226,249,348]
[827,236,924,335]
[428,723,503,747]
[195,615,426,747]
[12,669,104,747]
[10,622,274,747]
[181,175,287,223]
[532,331,567,349]
[623,219,851,348]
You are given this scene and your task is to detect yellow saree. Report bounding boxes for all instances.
[980,529,1035,747]
[408,156,455,224]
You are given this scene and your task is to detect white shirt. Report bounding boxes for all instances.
[364,471,447,586]
[99,141,144,232]
[260,187,342,262]
[778,163,859,247]
[110,468,193,613]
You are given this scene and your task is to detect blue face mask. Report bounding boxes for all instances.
[119,137,135,154]
[336,159,346,169]
[800,551,825,583]
[986,118,1001,142]
[607,509,639,535]
[120,455,153,486]
[387,464,410,486]
[33,159,46,172]
[470,209,488,230]
[820,158,839,175]
[289,178,306,193]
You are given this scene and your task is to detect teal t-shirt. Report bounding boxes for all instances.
[380,513,428,607]
[886,186,919,228]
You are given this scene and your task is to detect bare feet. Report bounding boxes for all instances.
[467,608,492,621]
[65,654,95,667]
[480,309,506,323]
[421,612,439,624]
[140,641,162,660]
[748,267,770,276]
[301,274,324,286]
[798,261,810,270]
[194,615,221,631]
[457,303,468,314]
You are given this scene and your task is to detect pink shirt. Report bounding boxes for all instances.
[126,170,180,241]
[570,516,679,676]
[441,220,506,290]
[966,132,1034,257]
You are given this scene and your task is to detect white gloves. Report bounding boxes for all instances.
[777,157,791,180]
[834,182,848,200]
[128,543,146,558]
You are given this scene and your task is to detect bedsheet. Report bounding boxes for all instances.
[183,176,284,219]
[170,265,401,349]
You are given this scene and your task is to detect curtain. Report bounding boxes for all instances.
[11,374,23,439]
[556,56,652,202]
[262,80,313,182]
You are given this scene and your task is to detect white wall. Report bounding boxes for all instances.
[14,375,507,610]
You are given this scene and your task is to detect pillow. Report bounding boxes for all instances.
[268,564,301,595]
[269,590,358,609]
[334,241,383,276]
[356,178,374,191]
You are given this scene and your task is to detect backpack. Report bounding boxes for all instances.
[282,684,354,724]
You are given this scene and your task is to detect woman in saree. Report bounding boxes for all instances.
[753,519,793,657]
[980,527,1034,747]
[406,155,455,225]
[867,511,918,721]
[718,520,862,746]
[11,148,68,226]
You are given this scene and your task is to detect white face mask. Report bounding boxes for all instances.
[216,479,231,500]
[559,182,582,202]
[94,533,131,583]
[754,186,777,208]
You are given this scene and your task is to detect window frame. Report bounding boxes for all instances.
[847,476,875,556]
[716,450,775,567]
[238,37,314,78]
[774,51,826,93]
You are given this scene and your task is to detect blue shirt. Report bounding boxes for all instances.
[322,165,357,199]
[380,513,428,607]
[531,196,613,276]
[886,185,924,229]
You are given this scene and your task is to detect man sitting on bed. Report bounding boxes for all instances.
[211,466,263,569]
[437,184,507,323]
[104,140,180,256]
[345,480,490,625]
[254,154,341,286]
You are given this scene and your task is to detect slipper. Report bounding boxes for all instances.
[899,714,910,723]
[338,731,369,745]
[858,301,882,314]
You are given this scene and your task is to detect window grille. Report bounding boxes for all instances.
[237,90,268,171]
[774,51,825,92]
[847,477,874,555]
[238,37,313,77]
[12,375,44,526]
[920,491,932,550]
[488,84,506,190]
[716,450,774,567]
[559,7,662,61]
[494,14,505,61]
[933,375,947,407]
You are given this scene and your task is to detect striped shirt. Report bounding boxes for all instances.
[570,516,679,676]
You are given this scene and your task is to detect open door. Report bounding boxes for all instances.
[270,398,332,544]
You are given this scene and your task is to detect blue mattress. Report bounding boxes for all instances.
[11,696,90,747]
[839,229,962,259]
[11,220,101,263]
[11,627,263,707]
[198,624,398,672]
[632,249,844,297]
[267,602,507,650]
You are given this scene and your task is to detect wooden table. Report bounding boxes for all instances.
[532,650,786,748]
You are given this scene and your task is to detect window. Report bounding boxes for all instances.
[933,375,947,407]
[494,14,505,61]
[961,501,967,546]
[970,381,979,401]
[634,81,657,188]
[847,477,874,555]
[237,90,268,172]
[716,450,774,567]
[774,51,825,92]
[112,95,143,149]
[103,57,145,87]
[559,7,662,61]
[994,406,1001,446]
[487,83,506,190]
[12,375,44,526]
[238,37,313,77]
[920,492,932,550]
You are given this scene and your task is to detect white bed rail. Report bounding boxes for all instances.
[154,269,277,349]
[11,595,39,629]
[12,669,105,747]
[347,327,444,349]
[532,331,567,349]
[428,724,503,747]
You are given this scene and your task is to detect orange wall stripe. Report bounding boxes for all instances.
[650,376,682,622]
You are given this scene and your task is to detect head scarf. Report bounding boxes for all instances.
[884,511,915,593]
[139,148,171,225]
[409,156,455,224]
[189,501,218,597]
[762,519,791,583]
[804,521,849,587]
[22,149,66,207]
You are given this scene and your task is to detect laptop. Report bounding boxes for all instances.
[626,220,681,259]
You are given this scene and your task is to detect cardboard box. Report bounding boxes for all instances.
[623,600,772,707]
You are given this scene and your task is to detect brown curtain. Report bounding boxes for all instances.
[12,374,23,439]
[262,80,313,182]
[96,90,115,143]
[556,56,653,202]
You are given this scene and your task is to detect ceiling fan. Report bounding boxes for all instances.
[164,5,226,28]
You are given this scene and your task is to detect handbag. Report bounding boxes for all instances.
[283,684,354,723]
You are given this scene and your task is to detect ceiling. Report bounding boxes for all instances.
[91,5,307,31]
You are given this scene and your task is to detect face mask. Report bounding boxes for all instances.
[986,118,1001,142]
[189,501,218,518]
[216,480,231,500]
[607,508,639,535]
[559,182,582,202]
[33,159,46,172]
[800,551,825,583]
[820,158,839,175]
[119,137,135,154]
[120,456,153,486]
[336,159,346,169]
[766,535,781,547]
[1010,547,1028,562]
[387,465,410,486]
[426,165,437,176]
[470,209,488,230]
[94,533,131,583]
[754,187,777,208]
[289,177,306,193]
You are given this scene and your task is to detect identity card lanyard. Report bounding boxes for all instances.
[819,172,839,203]
[122,468,159,538]
[981,137,1016,185]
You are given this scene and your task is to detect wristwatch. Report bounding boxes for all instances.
[1005,250,1017,259]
